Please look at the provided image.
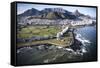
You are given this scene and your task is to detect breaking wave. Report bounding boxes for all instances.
[75,33,91,53]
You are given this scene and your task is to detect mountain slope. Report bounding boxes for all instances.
[17,8,92,20]
[18,8,40,17]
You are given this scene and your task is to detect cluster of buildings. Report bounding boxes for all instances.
[18,16,96,26]
[71,19,96,26]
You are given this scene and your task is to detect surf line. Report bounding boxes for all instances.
[69,28,91,54]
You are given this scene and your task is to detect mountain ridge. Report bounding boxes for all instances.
[18,8,92,20]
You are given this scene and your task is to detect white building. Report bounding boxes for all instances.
[56,26,69,40]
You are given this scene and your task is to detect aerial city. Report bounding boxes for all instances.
[17,3,97,65]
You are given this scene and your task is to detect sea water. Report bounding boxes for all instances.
[17,26,97,65]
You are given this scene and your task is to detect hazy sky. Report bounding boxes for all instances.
[17,3,96,17]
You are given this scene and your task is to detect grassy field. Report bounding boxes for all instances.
[17,25,61,38]
[17,37,73,48]
[17,25,73,47]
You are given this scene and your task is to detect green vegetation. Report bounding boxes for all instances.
[17,36,73,48]
[17,25,61,38]
[17,25,73,47]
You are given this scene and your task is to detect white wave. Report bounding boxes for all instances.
[65,48,74,52]
[75,33,90,54]
[82,48,87,53]
[58,46,63,49]
[76,33,91,44]
[83,40,91,43]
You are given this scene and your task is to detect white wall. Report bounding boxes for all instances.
[0,0,99,68]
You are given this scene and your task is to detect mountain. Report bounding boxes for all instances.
[40,8,76,19]
[73,10,84,17]
[73,10,92,19]
[18,8,78,19]
[39,12,76,19]
[17,8,92,20]
[41,8,66,13]
[18,8,40,17]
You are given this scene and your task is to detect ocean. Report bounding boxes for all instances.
[17,26,97,65]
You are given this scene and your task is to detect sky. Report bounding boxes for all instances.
[17,3,96,17]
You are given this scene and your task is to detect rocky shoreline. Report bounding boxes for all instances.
[17,43,83,65]
[17,28,91,65]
